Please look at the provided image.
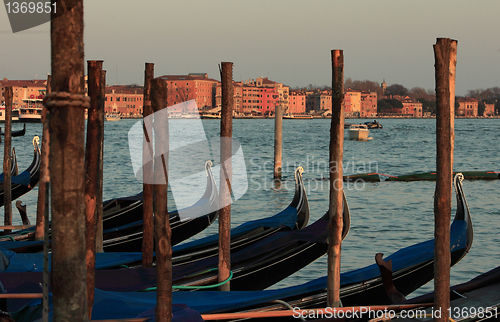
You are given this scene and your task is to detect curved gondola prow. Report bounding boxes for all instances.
[452,173,473,261]
[202,160,219,219]
[290,167,309,229]
[28,136,41,187]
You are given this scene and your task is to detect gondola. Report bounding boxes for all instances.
[101,160,220,251]
[171,166,310,265]
[0,136,40,208]
[0,160,219,252]
[1,174,472,320]
[0,123,26,137]
[0,181,344,295]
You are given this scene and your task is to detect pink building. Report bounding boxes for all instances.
[360,91,377,117]
[105,86,143,115]
[288,90,306,114]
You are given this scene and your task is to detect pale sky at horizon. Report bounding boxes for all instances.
[1,0,499,96]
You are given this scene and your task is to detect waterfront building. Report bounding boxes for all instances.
[400,97,423,117]
[288,90,306,114]
[159,74,219,111]
[345,89,361,116]
[0,78,47,108]
[483,103,495,117]
[306,90,331,112]
[105,86,143,116]
[360,91,378,117]
[456,97,479,117]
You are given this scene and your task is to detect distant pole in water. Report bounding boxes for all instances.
[3,86,12,233]
[328,49,345,308]
[142,63,155,268]
[433,38,457,322]
[48,1,88,320]
[84,60,104,319]
[35,75,51,240]
[274,103,283,180]
[151,78,172,322]
[219,62,233,291]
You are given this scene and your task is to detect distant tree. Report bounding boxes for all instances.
[344,78,384,97]
[377,98,403,113]
[418,98,436,114]
[467,86,500,115]
[408,87,435,100]
[478,101,486,116]
[386,84,408,97]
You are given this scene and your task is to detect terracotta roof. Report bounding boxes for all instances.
[159,75,220,83]
[0,79,47,88]
[106,86,143,94]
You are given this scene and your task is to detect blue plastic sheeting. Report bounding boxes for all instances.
[172,205,298,253]
[13,219,467,320]
[0,249,144,273]
[0,171,30,185]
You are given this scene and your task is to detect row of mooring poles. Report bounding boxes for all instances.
[433,37,457,322]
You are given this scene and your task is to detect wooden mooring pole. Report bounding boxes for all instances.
[433,38,457,322]
[151,78,172,322]
[35,75,51,240]
[3,86,12,233]
[85,60,104,319]
[142,63,154,268]
[327,49,345,308]
[219,62,233,291]
[49,1,88,320]
[274,104,283,180]
[96,70,106,253]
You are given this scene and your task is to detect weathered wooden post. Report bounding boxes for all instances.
[274,103,283,180]
[327,49,345,308]
[48,1,88,320]
[96,70,106,253]
[151,78,172,322]
[35,75,51,240]
[3,86,12,233]
[142,63,155,268]
[433,38,457,322]
[85,60,104,318]
[219,62,233,291]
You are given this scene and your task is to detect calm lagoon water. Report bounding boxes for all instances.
[5,117,500,298]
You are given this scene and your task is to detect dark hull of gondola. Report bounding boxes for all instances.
[171,167,310,265]
[0,124,26,137]
[0,137,40,208]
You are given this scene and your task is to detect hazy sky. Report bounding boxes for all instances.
[1,0,499,95]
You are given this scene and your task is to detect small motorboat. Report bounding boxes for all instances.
[365,120,383,129]
[346,124,370,140]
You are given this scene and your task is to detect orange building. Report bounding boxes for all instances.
[360,91,377,117]
[456,97,479,117]
[345,89,361,116]
[400,98,423,117]
[105,86,143,116]
[288,90,306,114]
[160,74,219,111]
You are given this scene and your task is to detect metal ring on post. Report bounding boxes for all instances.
[44,92,91,109]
